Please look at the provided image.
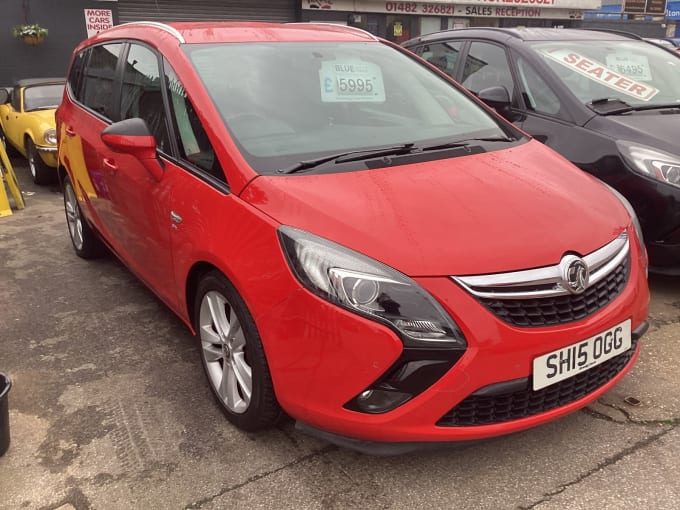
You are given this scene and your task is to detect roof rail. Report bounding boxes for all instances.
[121,22,185,43]
[582,28,642,40]
[287,22,379,41]
[404,27,521,46]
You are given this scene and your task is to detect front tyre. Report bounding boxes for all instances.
[63,175,103,259]
[26,138,52,185]
[194,271,281,431]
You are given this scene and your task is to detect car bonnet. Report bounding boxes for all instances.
[585,112,680,156]
[241,139,630,276]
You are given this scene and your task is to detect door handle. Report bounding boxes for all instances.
[170,211,183,224]
[65,126,76,137]
[102,158,118,172]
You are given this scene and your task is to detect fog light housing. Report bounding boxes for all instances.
[354,389,412,414]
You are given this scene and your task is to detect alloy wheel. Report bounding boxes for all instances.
[64,183,84,250]
[199,290,252,414]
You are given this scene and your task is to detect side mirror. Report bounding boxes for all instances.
[478,86,520,122]
[0,89,9,104]
[101,118,164,181]
[478,86,511,111]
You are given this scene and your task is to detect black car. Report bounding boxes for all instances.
[404,28,680,274]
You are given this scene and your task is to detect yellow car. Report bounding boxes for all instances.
[0,78,64,184]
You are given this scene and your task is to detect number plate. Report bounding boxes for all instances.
[533,319,632,391]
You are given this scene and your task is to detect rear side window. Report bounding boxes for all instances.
[68,49,89,103]
[80,43,123,120]
[120,44,171,153]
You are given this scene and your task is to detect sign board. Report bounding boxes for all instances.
[624,0,666,12]
[304,0,600,11]
[84,9,114,38]
[645,0,667,13]
[667,0,680,18]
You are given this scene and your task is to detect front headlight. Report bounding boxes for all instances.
[617,140,680,188]
[278,226,466,348]
[43,128,57,145]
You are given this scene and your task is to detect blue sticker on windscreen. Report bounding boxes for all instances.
[319,60,386,103]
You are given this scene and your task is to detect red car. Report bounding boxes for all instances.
[56,21,649,454]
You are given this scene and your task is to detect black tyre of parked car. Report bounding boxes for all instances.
[25,138,52,185]
[194,271,281,431]
[62,175,104,259]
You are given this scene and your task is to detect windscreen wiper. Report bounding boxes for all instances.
[278,143,415,174]
[627,103,680,112]
[587,98,634,115]
[418,136,516,152]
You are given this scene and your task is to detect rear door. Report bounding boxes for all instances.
[60,42,126,252]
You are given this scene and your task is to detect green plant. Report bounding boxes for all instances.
[13,24,48,39]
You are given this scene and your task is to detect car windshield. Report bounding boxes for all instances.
[184,42,512,174]
[23,84,64,111]
[530,40,680,108]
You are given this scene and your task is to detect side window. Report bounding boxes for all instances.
[163,59,225,183]
[120,44,170,153]
[80,43,123,120]
[461,42,515,104]
[516,57,560,116]
[418,41,463,77]
[68,49,89,103]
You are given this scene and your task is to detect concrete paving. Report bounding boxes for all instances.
[1,158,678,509]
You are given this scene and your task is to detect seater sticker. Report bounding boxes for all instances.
[541,49,659,102]
[319,60,386,103]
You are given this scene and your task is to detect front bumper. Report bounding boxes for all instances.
[260,233,650,444]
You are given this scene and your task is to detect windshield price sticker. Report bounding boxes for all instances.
[605,54,652,82]
[319,61,386,103]
[542,49,659,101]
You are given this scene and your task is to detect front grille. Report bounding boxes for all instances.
[480,258,629,327]
[436,339,638,427]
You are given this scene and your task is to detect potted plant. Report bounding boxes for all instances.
[13,24,48,45]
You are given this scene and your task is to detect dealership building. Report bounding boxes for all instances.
[0,0,674,83]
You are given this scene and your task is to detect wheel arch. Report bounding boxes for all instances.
[23,131,36,148]
[185,261,222,329]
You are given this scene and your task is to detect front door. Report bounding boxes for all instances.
[101,43,177,307]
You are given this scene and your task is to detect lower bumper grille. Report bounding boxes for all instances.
[436,339,638,427]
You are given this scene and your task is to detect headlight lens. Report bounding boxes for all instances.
[617,140,680,188]
[278,226,465,347]
[44,128,57,145]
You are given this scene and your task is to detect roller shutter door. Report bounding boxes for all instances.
[117,0,297,23]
